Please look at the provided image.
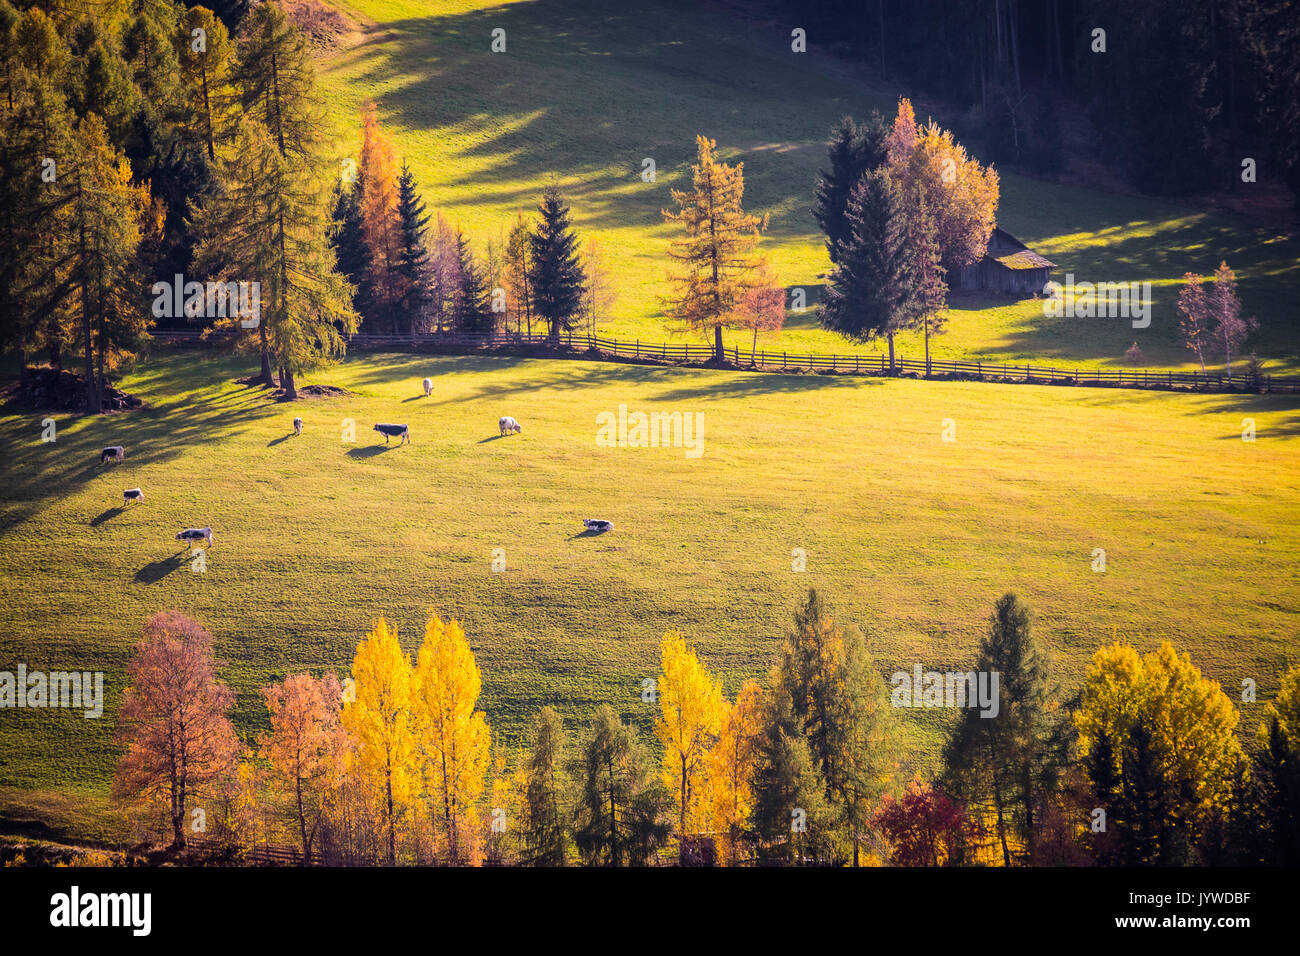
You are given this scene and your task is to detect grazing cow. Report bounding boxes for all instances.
[100,446,125,463]
[582,518,614,533]
[373,423,410,445]
[176,526,213,548]
[499,416,522,436]
[293,417,303,436]
[423,378,433,397]
[123,488,144,506]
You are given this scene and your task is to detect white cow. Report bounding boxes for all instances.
[423,378,433,397]
[293,417,303,436]
[499,416,522,436]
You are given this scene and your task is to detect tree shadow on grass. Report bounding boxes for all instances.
[90,507,123,527]
[133,552,186,584]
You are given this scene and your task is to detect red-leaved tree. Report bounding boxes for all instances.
[875,776,969,866]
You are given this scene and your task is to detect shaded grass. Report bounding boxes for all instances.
[1,350,1298,839]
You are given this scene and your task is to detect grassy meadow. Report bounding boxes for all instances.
[315,0,1300,372]
[1,351,1297,840]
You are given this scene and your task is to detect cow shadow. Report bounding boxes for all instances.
[267,434,293,447]
[477,434,506,444]
[567,529,609,540]
[90,507,124,527]
[401,395,427,403]
[346,444,396,458]
[133,553,186,584]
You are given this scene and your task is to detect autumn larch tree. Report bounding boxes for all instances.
[886,98,999,276]
[704,678,764,865]
[663,135,766,363]
[260,671,346,864]
[732,258,786,364]
[654,630,725,850]
[527,184,586,344]
[113,611,239,850]
[503,211,533,335]
[1177,271,1211,373]
[175,5,234,162]
[412,614,491,865]
[341,617,414,866]
[357,101,405,330]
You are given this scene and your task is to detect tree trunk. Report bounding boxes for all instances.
[713,323,724,363]
[887,332,896,372]
[282,367,297,400]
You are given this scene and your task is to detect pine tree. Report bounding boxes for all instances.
[394,161,431,334]
[819,168,917,370]
[520,706,569,866]
[813,112,888,266]
[663,135,764,363]
[527,184,585,344]
[330,177,373,325]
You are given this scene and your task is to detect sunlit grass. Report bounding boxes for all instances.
[314,0,1300,372]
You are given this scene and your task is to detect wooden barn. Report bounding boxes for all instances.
[957,228,1056,297]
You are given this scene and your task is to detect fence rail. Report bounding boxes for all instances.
[148,328,1300,393]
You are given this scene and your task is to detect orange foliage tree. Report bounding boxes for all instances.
[113,611,239,849]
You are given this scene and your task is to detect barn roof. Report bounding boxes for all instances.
[986,228,1055,270]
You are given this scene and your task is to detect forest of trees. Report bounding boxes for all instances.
[772,0,1300,206]
[111,590,1300,867]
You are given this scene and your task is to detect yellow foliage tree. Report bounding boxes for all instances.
[1258,663,1300,752]
[703,678,764,865]
[886,97,999,273]
[654,630,725,842]
[341,617,414,866]
[1076,641,1243,857]
[412,614,492,865]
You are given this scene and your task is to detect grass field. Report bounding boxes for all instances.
[315,0,1300,372]
[1,351,1298,839]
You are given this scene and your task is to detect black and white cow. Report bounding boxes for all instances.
[293,417,303,436]
[176,526,213,548]
[373,423,410,445]
[123,488,144,506]
[582,518,614,533]
[100,446,125,463]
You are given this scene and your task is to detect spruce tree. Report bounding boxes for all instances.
[813,112,888,266]
[451,230,494,336]
[520,706,568,866]
[527,184,585,344]
[394,161,431,334]
[330,178,374,326]
[820,168,917,370]
[941,592,1062,866]
[750,688,834,866]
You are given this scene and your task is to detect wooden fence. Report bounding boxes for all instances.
[149,328,1300,393]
